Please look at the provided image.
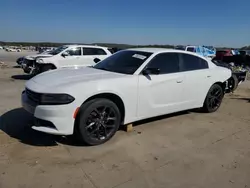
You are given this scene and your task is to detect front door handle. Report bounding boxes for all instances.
[176,80,183,83]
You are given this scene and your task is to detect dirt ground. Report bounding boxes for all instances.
[0,51,250,188]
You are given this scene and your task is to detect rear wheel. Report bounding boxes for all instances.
[202,84,224,113]
[227,74,239,92]
[76,99,121,146]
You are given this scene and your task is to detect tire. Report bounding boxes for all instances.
[76,98,121,146]
[41,65,54,73]
[228,74,239,92]
[94,58,101,63]
[202,84,224,113]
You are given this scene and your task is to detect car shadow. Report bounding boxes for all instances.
[131,110,190,128]
[230,97,250,103]
[11,74,33,80]
[0,108,196,147]
[0,108,58,146]
[12,65,21,68]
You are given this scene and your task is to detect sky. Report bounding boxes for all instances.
[0,0,249,47]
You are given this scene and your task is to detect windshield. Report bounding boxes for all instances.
[93,50,153,74]
[48,46,68,55]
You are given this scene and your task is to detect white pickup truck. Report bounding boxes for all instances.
[21,45,112,75]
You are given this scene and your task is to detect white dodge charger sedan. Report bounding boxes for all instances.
[22,48,232,145]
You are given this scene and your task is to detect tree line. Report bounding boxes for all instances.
[0,41,249,50]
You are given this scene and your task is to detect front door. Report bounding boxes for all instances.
[58,47,82,68]
[137,52,185,119]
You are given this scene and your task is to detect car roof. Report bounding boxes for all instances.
[125,47,211,60]
[62,44,108,49]
[125,47,197,54]
[125,48,179,53]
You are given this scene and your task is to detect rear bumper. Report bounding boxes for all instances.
[233,71,248,82]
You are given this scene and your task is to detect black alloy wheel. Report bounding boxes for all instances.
[203,84,224,113]
[77,99,121,145]
[227,74,239,92]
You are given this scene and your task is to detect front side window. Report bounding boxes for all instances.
[66,47,81,56]
[48,46,68,55]
[180,53,208,71]
[93,50,152,74]
[83,48,107,55]
[145,53,180,74]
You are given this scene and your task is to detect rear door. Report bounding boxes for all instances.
[179,53,212,108]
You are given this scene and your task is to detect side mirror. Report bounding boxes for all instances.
[142,67,160,75]
[94,58,101,63]
[61,52,69,57]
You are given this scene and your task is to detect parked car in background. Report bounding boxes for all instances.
[6,48,18,52]
[212,48,248,92]
[174,45,186,50]
[16,56,25,65]
[185,45,216,59]
[21,45,112,75]
[22,48,231,145]
[239,50,250,56]
[214,49,240,61]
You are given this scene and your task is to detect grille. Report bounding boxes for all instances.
[26,88,41,104]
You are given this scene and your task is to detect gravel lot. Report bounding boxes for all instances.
[0,51,250,188]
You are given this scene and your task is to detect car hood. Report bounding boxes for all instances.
[28,67,126,89]
[25,54,53,60]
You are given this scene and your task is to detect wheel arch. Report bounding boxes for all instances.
[43,63,57,69]
[83,93,126,123]
[73,92,126,134]
[73,92,126,137]
[213,81,226,92]
[203,81,225,105]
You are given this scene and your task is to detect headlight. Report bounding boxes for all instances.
[40,94,75,105]
[36,59,44,63]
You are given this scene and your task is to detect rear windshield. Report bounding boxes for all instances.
[186,47,195,52]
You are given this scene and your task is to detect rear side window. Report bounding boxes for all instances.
[180,53,208,71]
[146,53,180,74]
[82,48,107,55]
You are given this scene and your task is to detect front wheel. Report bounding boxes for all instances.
[76,99,121,146]
[202,84,224,113]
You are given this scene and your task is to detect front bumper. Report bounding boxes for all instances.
[22,62,32,73]
[22,91,76,135]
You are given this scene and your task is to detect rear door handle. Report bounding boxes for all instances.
[176,80,183,83]
[207,75,211,78]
